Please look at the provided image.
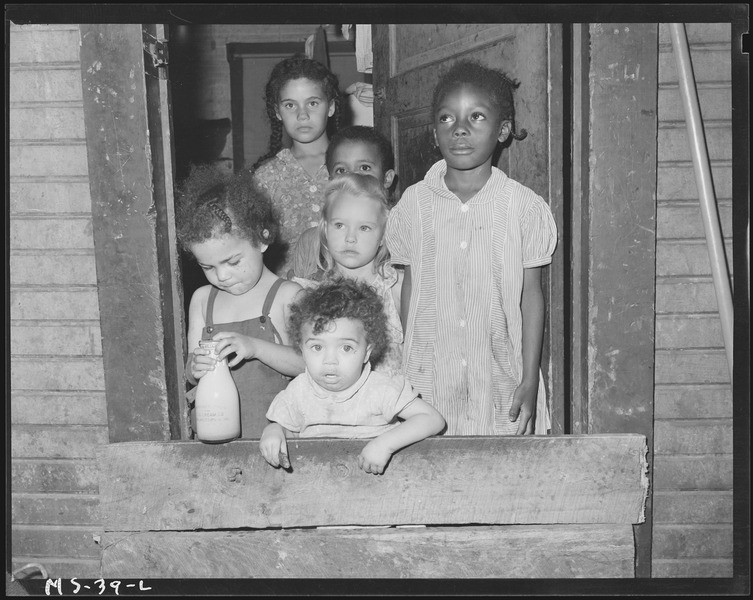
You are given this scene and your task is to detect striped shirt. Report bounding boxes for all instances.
[385,160,557,435]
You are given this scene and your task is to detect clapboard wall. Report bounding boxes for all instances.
[652,23,734,578]
[9,24,107,578]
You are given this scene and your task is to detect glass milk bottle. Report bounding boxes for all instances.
[194,339,241,443]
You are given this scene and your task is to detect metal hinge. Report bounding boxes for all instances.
[143,33,169,79]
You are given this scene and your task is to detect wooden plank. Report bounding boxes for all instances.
[79,24,172,442]
[657,200,733,240]
[654,419,733,454]
[9,289,100,321]
[101,525,636,579]
[655,278,724,313]
[11,392,108,425]
[12,524,101,559]
[656,163,732,200]
[655,314,724,349]
[10,252,97,285]
[12,492,101,525]
[653,455,733,490]
[654,384,733,419]
[585,25,657,578]
[10,322,102,356]
[658,85,732,122]
[652,558,733,578]
[11,218,94,250]
[12,424,109,459]
[656,239,734,277]
[653,524,733,558]
[658,125,732,162]
[12,458,100,493]
[98,436,648,531]
[653,490,733,523]
[655,349,731,385]
[11,357,105,391]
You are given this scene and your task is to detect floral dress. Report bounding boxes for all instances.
[252,148,329,276]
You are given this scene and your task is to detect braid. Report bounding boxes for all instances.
[252,118,284,170]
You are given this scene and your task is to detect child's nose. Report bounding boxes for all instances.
[297,108,309,121]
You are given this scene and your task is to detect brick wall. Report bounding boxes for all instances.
[652,23,733,578]
[9,23,106,578]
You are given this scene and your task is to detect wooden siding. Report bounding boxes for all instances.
[652,22,733,578]
[9,23,105,579]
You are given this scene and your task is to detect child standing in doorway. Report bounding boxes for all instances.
[385,60,558,436]
[290,124,397,280]
[176,165,305,439]
[296,173,404,376]
[259,279,445,475]
[252,54,341,278]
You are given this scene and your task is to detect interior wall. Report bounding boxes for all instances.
[169,24,354,177]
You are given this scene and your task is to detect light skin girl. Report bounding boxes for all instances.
[275,77,335,178]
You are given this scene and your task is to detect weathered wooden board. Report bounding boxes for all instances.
[98,435,648,531]
[101,524,636,579]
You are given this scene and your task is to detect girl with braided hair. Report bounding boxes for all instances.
[251,54,341,278]
[176,165,305,439]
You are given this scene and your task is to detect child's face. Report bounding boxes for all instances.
[301,317,372,392]
[325,193,386,275]
[190,233,267,296]
[329,140,395,189]
[275,77,335,144]
[433,83,511,173]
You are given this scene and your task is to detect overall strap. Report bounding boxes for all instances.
[204,286,219,331]
[260,278,286,344]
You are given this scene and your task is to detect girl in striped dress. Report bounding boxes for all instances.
[385,60,558,436]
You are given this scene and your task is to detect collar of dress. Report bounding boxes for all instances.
[305,362,372,403]
[424,159,506,203]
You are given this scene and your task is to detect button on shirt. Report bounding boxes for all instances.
[385,160,557,435]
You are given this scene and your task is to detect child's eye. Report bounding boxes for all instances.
[228,260,240,267]
[308,100,320,108]
[471,112,486,121]
[342,345,354,353]
[331,222,344,229]
[311,344,322,352]
[438,114,453,124]
[281,102,295,110]
[360,225,372,232]
[333,167,346,175]
[358,165,371,172]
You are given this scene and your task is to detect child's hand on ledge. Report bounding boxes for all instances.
[260,423,289,468]
[358,439,393,475]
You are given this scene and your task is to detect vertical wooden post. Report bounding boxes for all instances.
[586,23,658,577]
[80,24,172,442]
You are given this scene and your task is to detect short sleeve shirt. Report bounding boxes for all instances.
[266,364,418,438]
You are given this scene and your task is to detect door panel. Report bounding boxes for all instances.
[372,24,565,431]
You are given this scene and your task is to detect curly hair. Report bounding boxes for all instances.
[317,173,391,277]
[252,54,341,170]
[175,164,279,251]
[432,60,528,141]
[325,125,395,174]
[288,278,390,363]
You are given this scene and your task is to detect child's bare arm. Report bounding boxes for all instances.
[186,286,215,384]
[510,266,545,434]
[358,398,445,475]
[260,422,291,467]
[212,333,304,376]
